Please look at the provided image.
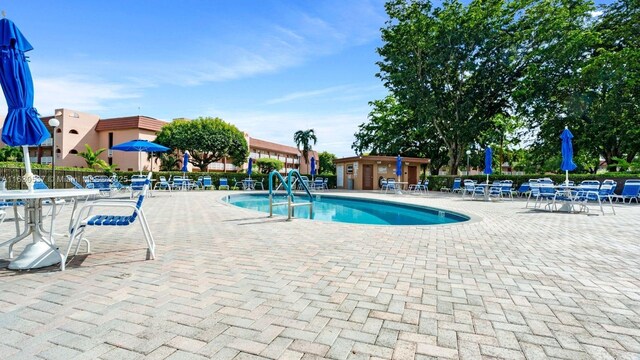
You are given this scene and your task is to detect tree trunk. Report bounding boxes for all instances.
[447,145,461,176]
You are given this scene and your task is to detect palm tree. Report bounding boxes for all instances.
[293,129,317,165]
[77,144,106,169]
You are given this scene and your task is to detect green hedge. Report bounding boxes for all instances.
[0,164,339,190]
[425,173,640,194]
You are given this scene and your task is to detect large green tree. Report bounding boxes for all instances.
[155,117,248,171]
[318,151,337,175]
[353,95,448,174]
[377,0,526,174]
[255,158,284,174]
[293,129,317,165]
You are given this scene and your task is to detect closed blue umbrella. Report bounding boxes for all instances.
[484,147,493,183]
[560,126,577,185]
[396,155,402,178]
[310,157,316,179]
[247,158,253,178]
[0,18,49,191]
[182,151,189,174]
[111,139,169,174]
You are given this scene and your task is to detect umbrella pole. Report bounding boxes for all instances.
[22,145,35,192]
[138,152,142,175]
[486,174,489,184]
[565,170,569,186]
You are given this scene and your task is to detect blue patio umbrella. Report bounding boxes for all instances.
[560,126,577,185]
[310,157,316,179]
[396,155,402,179]
[182,151,190,174]
[247,158,253,178]
[0,18,49,191]
[484,147,493,183]
[111,139,169,174]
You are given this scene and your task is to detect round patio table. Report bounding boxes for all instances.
[0,188,99,270]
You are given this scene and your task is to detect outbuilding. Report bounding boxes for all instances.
[334,155,431,190]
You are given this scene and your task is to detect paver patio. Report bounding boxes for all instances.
[1,190,639,359]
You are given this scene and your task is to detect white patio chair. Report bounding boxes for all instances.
[65,172,156,269]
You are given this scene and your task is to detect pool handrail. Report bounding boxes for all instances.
[268,170,314,220]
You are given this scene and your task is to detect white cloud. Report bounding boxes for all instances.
[0,76,142,118]
[211,109,370,158]
[36,76,141,111]
[265,84,385,105]
[264,85,352,105]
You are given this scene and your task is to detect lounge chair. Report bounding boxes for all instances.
[154,176,172,192]
[384,179,397,194]
[500,180,514,200]
[66,175,85,189]
[219,178,230,190]
[451,178,462,193]
[90,176,115,197]
[130,175,148,198]
[516,183,530,197]
[461,180,475,198]
[110,175,129,192]
[610,179,640,204]
[201,176,215,190]
[65,172,156,270]
[573,184,616,215]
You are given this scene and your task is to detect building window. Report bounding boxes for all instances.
[69,129,79,134]
[69,149,78,154]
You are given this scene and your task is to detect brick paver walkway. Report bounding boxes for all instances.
[1,190,639,359]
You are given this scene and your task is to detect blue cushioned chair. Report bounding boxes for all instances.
[202,176,215,190]
[66,175,85,189]
[65,172,156,269]
[219,178,230,190]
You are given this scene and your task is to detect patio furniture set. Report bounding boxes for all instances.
[1,172,156,271]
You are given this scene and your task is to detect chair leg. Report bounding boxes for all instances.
[138,209,156,260]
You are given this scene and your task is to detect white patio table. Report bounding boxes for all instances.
[0,188,99,270]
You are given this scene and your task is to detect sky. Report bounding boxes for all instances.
[0,0,389,158]
[0,0,615,158]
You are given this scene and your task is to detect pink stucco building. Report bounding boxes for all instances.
[1,108,318,174]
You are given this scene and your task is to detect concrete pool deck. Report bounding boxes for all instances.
[0,190,639,359]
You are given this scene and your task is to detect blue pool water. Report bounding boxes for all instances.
[225,193,470,226]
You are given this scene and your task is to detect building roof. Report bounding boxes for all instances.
[334,155,430,164]
[250,137,304,155]
[96,116,166,132]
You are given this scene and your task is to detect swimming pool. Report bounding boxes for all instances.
[225,193,470,226]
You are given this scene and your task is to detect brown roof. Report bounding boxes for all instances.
[250,137,305,155]
[96,116,167,132]
[334,155,430,164]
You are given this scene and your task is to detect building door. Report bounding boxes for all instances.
[408,166,418,185]
[336,165,344,188]
[363,164,374,190]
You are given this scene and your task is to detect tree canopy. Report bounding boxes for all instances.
[318,151,337,174]
[255,158,284,174]
[155,117,249,171]
[356,0,637,175]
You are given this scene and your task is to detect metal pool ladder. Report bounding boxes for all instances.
[268,170,313,220]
